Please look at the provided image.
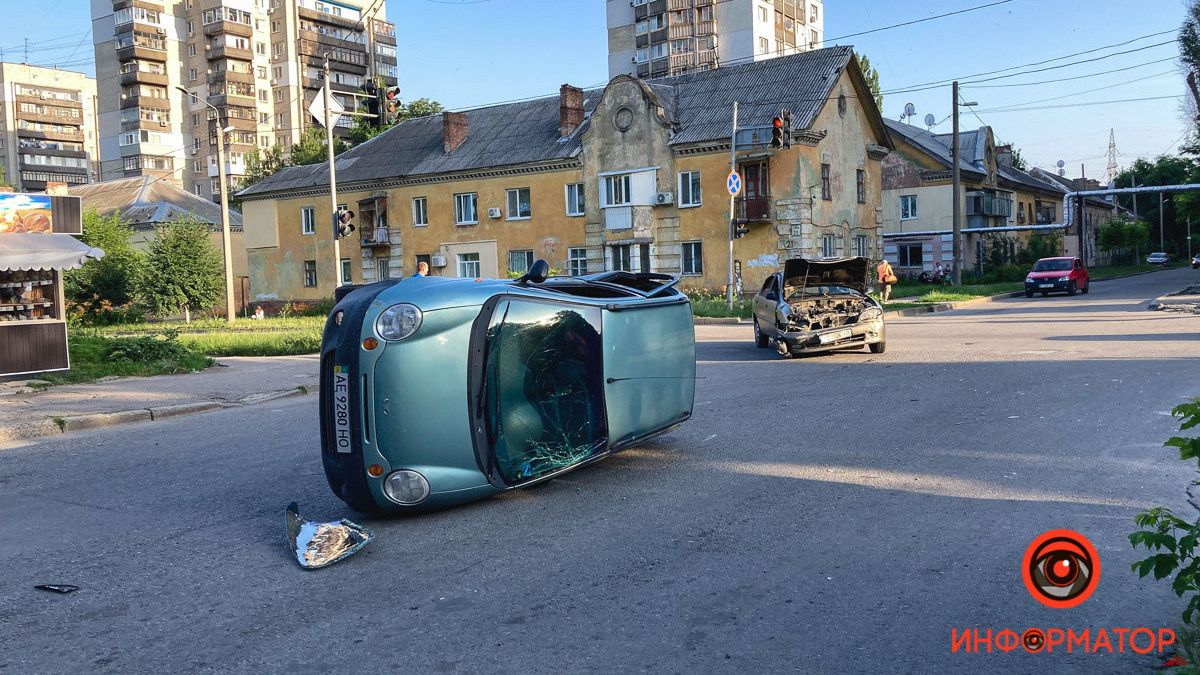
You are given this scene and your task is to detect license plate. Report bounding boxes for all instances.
[819,328,853,344]
[1038,284,1053,288]
[332,365,352,453]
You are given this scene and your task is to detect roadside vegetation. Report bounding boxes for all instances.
[41,332,213,385]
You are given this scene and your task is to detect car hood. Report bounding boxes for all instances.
[1027,270,1072,278]
[783,257,870,293]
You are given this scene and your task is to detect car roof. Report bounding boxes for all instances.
[1036,257,1075,261]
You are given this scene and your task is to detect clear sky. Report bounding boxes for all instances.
[2,0,1190,181]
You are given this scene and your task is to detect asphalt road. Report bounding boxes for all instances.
[2,268,1198,673]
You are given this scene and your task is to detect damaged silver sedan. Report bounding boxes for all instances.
[751,257,886,357]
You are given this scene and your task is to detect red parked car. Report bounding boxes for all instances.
[1024,257,1089,297]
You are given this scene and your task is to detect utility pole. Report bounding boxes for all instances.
[951,81,962,286]
[1159,193,1165,252]
[1188,217,1193,261]
[726,101,738,311]
[323,56,343,288]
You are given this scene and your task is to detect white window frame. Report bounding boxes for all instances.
[854,234,870,258]
[565,183,585,216]
[457,252,481,278]
[340,258,352,284]
[301,206,316,235]
[568,247,587,276]
[821,233,837,258]
[678,170,701,208]
[610,244,632,272]
[759,37,770,54]
[412,196,428,227]
[899,195,918,220]
[681,240,703,276]
[635,48,649,64]
[505,188,531,220]
[454,192,477,225]
[602,174,632,207]
[508,249,534,274]
[651,42,668,59]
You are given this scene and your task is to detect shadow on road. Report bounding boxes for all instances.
[1043,332,1200,342]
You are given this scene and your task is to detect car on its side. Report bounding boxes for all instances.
[751,257,886,357]
[319,262,696,514]
[1147,252,1170,266]
[1024,257,1089,298]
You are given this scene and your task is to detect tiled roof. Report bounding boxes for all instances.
[69,176,243,232]
[239,46,874,199]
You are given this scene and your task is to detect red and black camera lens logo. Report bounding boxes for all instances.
[1022,529,1100,609]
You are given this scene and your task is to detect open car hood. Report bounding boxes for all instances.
[783,257,870,293]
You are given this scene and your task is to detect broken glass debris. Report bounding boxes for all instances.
[34,584,79,594]
[285,502,373,569]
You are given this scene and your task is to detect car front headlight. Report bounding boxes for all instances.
[383,470,430,505]
[1026,276,1035,283]
[375,303,422,341]
[1058,276,1071,282]
[860,306,883,321]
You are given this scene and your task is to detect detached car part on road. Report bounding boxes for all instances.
[319,261,696,514]
[751,257,886,357]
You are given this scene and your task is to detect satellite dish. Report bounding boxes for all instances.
[903,102,916,117]
[924,114,936,127]
[1056,159,1065,168]
[1058,168,1066,177]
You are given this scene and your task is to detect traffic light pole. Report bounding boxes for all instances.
[726,102,738,311]
[323,56,343,288]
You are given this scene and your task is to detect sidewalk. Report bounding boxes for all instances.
[1149,284,1200,313]
[0,355,319,444]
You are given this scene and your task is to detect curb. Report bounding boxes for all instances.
[0,382,319,445]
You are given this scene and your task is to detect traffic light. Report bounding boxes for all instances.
[770,115,784,149]
[374,84,387,128]
[782,111,792,149]
[730,219,751,240]
[361,81,381,127]
[335,208,356,239]
[384,86,401,123]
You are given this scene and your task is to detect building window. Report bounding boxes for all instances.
[897,244,923,267]
[635,20,648,35]
[508,250,534,275]
[856,169,866,204]
[759,37,770,54]
[682,241,703,275]
[899,195,917,220]
[188,68,197,81]
[301,206,315,235]
[340,258,352,284]
[758,5,769,21]
[454,193,477,225]
[188,44,196,57]
[651,42,668,59]
[821,163,831,200]
[821,233,837,258]
[506,188,531,220]
[611,244,631,272]
[854,234,870,258]
[303,260,317,287]
[412,197,427,226]
[565,183,585,216]
[602,174,631,207]
[457,252,480,278]
[568,247,587,276]
[810,4,819,21]
[635,48,648,64]
[271,19,279,32]
[678,170,701,207]
[377,258,390,280]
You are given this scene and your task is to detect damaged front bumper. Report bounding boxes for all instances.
[776,317,885,354]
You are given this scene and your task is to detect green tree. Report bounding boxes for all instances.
[65,209,145,323]
[140,217,224,323]
[1113,155,1200,255]
[1181,2,1200,125]
[290,127,347,166]
[857,54,883,111]
[345,95,445,147]
[243,144,287,186]
[1097,219,1151,263]
[0,165,11,189]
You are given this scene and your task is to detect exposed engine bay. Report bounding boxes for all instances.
[782,289,870,332]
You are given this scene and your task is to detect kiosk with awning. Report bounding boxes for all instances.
[0,193,102,376]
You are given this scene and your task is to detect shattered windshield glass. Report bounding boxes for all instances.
[483,300,607,485]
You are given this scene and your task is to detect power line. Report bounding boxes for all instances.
[964,56,1179,89]
[974,70,1178,112]
[826,0,1017,43]
[974,94,1184,114]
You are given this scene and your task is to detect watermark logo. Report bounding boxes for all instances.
[1021,529,1100,609]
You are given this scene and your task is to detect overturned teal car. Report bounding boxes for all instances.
[319,262,696,514]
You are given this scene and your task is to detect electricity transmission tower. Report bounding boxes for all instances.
[1105,129,1119,186]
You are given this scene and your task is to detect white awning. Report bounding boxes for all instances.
[0,233,104,271]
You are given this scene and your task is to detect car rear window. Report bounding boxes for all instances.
[1032,260,1072,272]
[482,299,608,485]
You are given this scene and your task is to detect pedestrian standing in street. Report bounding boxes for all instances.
[413,261,429,278]
[877,258,896,302]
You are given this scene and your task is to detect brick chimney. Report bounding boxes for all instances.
[560,84,584,138]
[442,111,468,154]
[995,144,1013,168]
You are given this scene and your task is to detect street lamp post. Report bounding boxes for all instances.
[950,82,977,286]
[176,86,236,324]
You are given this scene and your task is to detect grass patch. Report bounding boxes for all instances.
[43,334,213,385]
[688,292,752,319]
[92,317,325,357]
[1090,263,1162,280]
[96,316,326,335]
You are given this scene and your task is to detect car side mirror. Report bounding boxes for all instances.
[517,259,550,284]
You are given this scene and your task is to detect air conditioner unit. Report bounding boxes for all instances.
[655,191,674,205]
[430,255,447,268]
[191,147,198,154]
[487,207,502,219]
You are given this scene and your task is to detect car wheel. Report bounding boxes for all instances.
[1041,292,1049,297]
[1067,281,1076,297]
[753,318,769,348]
[1025,290,1034,298]
[868,341,886,354]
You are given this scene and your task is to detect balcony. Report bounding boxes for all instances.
[669,24,692,39]
[695,19,716,35]
[207,69,255,86]
[604,206,633,231]
[17,127,83,143]
[697,48,717,65]
[116,42,166,62]
[18,110,83,126]
[736,196,771,223]
[669,53,694,71]
[361,228,395,247]
[298,6,360,31]
[203,20,253,38]
[121,116,171,132]
[119,69,168,87]
[206,45,253,62]
[668,0,693,9]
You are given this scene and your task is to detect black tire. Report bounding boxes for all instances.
[1041,291,1049,297]
[753,318,769,348]
[1067,281,1076,297]
[1025,290,1034,298]
[868,341,886,354]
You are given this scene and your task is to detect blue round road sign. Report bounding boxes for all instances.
[727,171,742,196]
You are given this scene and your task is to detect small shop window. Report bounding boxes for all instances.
[0,270,58,322]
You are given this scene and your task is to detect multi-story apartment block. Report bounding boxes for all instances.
[0,63,99,192]
[607,0,824,79]
[91,0,395,203]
